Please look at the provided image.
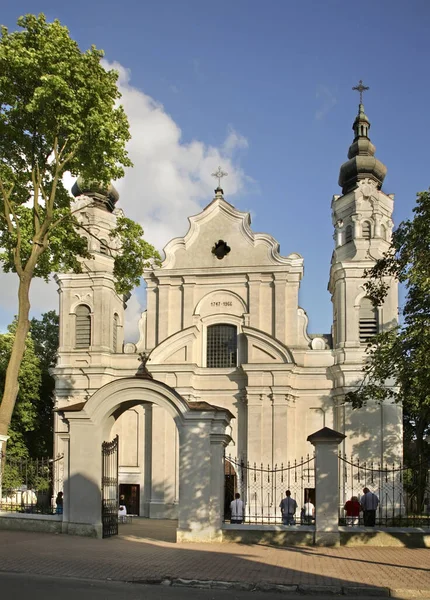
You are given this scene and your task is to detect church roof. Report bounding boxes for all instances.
[338,100,387,194]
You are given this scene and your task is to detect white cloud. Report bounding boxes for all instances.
[123,292,144,343]
[315,84,337,121]
[223,127,249,155]
[0,60,250,341]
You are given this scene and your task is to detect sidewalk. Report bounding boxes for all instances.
[0,520,429,597]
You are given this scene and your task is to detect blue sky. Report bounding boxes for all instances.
[1,0,429,338]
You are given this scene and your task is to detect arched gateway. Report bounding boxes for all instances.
[57,377,232,540]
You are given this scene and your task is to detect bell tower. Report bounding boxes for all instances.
[329,86,398,361]
[56,178,125,364]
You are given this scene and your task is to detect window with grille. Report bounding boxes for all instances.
[207,324,237,368]
[113,313,119,352]
[75,305,91,348]
[362,221,371,240]
[359,298,378,344]
[100,239,108,254]
[345,225,353,244]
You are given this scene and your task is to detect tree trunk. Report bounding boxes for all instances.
[0,275,32,437]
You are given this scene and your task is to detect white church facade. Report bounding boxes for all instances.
[52,99,402,529]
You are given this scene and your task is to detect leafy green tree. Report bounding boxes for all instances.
[27,311,59,456]
[0,323,41,458]
[346,190,430,510]
[0,14,160,437]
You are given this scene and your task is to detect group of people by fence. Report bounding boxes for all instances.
[229,489,316,526]
[343,487,379,526]
[229,487,380,527]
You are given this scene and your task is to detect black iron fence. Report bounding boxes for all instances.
[0,452,64,515]
[102,436,119,538]
[338,454,430,527]
[224,455,315,525]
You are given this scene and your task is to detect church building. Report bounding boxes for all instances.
[53,97,402,521]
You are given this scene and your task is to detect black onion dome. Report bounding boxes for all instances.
[71,176,120,212]
[338,103,387,194]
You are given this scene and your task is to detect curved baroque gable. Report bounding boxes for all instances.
[161,197,303,270]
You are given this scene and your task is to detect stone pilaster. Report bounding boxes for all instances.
[247,274,261,329]
[274,273,287,343]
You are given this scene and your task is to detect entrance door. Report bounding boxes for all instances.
[119,484,140,516]
[224,459,237,521]
[101,435,119,538]
[304,487,316,505]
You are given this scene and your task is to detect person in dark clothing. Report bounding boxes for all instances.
[56,491,64,515]
[360,487,379,526]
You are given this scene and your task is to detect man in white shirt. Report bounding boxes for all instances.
[361,487,379,527]
[280,490,297,525]
[302,500,315,524]
[21,488,37,512]
[230,493,244,524]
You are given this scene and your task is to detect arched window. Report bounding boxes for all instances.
[362,221,371,240]
[380,224,387,240]
[345,225,353,244]
[207,324,237,368]
[359,298,378,344]
[113,313,119,352]
[75,305,91,348]
[100,239,108,255]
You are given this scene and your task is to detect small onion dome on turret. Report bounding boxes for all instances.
[338,103,387,194]
[71,176,120,212]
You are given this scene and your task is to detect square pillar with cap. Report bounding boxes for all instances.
[307,427,346,547]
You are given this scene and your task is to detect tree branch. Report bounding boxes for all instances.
[50,200,95,230]
[0,185,24,276]
[0,178,16,236]
[32,165,42,235]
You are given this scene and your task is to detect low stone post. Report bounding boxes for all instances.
[307,427,345,546]
[0,434,9,504]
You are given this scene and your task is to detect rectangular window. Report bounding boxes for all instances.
[207,324,237,368]
[359,298,378,343]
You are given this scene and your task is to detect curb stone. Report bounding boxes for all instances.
[390,591,430,599]
[343,587,389,597]
[256,583,298,593]
[172,578,212,589]
[130,578,428,597]
[299,585,343,595]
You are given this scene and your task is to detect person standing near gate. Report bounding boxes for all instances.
[280,490,297,525]
[361,487,379,526]
[55,491,64,515]
[344,495,360,525]
[302,498,315,524]
[230,493,244,524]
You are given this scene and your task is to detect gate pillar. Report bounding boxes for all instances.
[63,419,103,538]
[308,427,345,547]
[177,412,232,542]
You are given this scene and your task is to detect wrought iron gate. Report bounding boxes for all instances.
[224,454,315,524]
[102,435,119,538]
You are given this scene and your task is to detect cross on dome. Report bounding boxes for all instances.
[352,80,369,104]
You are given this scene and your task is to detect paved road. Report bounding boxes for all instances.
[0,572,378,600]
